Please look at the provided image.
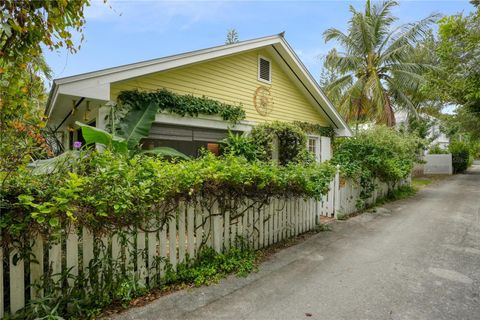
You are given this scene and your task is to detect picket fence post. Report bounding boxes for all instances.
[334,165,341,219]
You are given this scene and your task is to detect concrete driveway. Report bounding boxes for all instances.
[111,166,480,320]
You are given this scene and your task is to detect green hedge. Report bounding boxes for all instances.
[1,151,336,243]
[449,141,471,173]
[249,121,310,165]
[331,126,423,204]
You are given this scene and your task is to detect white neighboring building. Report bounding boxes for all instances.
[395,111,450,150]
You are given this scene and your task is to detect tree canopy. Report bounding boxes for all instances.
[0,0,91,179]
[322,0,438,127]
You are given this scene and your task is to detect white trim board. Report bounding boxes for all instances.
[154,113,254,132]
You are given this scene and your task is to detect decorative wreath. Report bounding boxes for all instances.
[253,86,274,116]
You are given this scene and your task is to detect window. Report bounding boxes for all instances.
[258,56,271,83]
[307,136,321,162]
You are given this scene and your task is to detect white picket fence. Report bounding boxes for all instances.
[0,195,335,317]
[0,169,412,317]
[336,176,411,216]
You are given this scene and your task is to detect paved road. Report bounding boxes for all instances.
[113,166,480,320]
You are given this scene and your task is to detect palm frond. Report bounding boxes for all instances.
[380,13,439,56]
[323,28,362,54]
[325,50,364,74]
[370,1,398,47]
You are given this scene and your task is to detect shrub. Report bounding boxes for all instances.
[166,245,256,287]
[250,121,307,165]
[449,141,471,173]
[428,144,449,154]
[116,89,246,124]
[220,131,259,161]
[332,126,424,204]
[1,151,336,245]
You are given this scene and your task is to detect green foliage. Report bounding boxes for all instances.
[0,0,91,181]
[250,121,308,165]
[428,144,449,154]
[1,151,335,243]
[12,240,257,320]
[428,7,480,143]
[221,131,260,161]
[448,141,472,173]
[76,122,129,154]
[225,29,240,44]
[412,177,433,188]
[332,126,423,204]
[166,245,256,287]
[322,0,438,126]
[116,101,159,150]
[116,89,246,124]
[436,9,480,111]
[140,147,190,160]
[405,116,436,141]
[1,1,90,62]
[385,185,417,201]
[293,121,335,139]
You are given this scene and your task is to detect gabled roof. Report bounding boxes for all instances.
[46,33,352,136]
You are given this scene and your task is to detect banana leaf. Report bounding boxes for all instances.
[75,121,128,154]
[28,150,80,175]
[141,147,190,160]
[117,101,158,150]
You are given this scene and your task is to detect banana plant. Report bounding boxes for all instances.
[30,102,188,174]
[75,101,189,159]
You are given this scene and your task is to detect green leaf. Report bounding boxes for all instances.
[118,102,158,150]
[49,217,60,227]
[141,147,190,160]
[75,121,128,153]
[28,150,80,175]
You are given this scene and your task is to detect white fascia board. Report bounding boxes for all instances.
[57,80,110,101]
[154,113,254,132]
[335,128,353,137]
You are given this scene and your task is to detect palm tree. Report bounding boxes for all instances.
[322,0,438,128]
[225,29,239,45]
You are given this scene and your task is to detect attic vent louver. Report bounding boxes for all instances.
[258,56,271,83]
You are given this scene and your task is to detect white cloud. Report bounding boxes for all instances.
[84,0,231,33]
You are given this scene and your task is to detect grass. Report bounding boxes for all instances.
[412,174,450,190]
[412,177,433,189]
[337,185,418,221]
[385,185,417,201]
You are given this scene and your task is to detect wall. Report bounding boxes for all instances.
[110,49,328,126]
[423,154,453,175]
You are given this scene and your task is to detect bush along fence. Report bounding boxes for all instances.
[336,176,411,216]
[0,166,411,319]
[0,125,420,318]
[0,152,338,319]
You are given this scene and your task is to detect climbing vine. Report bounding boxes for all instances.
[250,121,309,165]
[293,121,335,139]
[116,89,246,124]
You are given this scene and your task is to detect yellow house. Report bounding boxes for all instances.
[46,33,352,160]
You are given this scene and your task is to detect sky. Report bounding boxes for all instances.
[44,0,475,86]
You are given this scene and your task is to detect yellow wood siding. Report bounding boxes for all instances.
[110,49,328,125]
